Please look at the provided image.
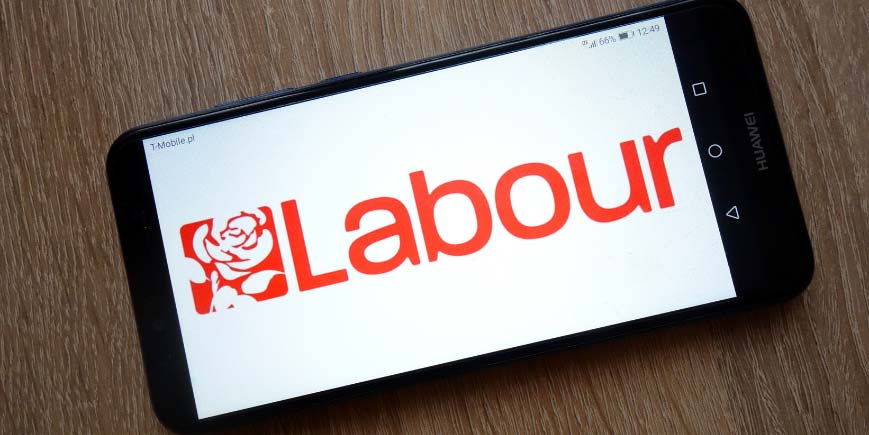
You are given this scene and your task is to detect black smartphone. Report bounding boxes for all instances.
[107,0,813,431]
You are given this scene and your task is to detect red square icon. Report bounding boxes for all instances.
[180,207,288,314]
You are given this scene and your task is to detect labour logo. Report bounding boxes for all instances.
[180,207,288,314]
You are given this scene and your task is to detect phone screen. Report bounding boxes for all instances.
[142,15,735,419]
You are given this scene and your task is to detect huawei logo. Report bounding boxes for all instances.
[744,112,768,172]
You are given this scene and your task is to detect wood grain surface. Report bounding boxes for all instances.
[1,0,867,433]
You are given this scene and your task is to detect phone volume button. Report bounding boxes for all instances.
[213,87,296,109]
[318,71,363,85]
[212,72,364,109]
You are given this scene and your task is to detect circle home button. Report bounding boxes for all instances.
[708,144,723,158]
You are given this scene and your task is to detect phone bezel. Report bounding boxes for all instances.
[106,0,813,431]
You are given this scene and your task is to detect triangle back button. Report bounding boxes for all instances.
[726,205,740,220]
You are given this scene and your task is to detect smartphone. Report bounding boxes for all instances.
[107,0,813,431]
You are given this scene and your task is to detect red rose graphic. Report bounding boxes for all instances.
[180,207,288,314]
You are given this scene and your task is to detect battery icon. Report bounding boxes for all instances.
[618,32,629,40]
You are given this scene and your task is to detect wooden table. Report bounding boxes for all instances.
[1,0,866,433]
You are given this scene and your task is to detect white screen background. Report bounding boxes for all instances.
[144,17,735,418]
